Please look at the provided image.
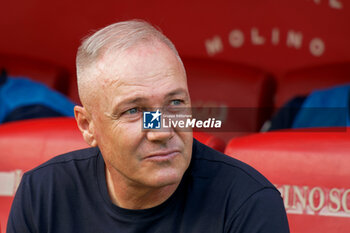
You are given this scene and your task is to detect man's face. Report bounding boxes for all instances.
[90,41,193,188]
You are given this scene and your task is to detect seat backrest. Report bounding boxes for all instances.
[0,54,69,94]
[193,131,226,152]
[184,58,275,141]
[275,63,350,108]
[0,117,88,232]
[225,128,350,233]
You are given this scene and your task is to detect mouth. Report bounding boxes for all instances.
[143,150,180,162]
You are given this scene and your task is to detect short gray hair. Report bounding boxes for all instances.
[76,19,182,106]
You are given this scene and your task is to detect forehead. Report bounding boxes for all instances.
[94,41,188,105]
[102,41,184,78]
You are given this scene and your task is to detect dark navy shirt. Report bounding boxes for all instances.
[7,139,289,233]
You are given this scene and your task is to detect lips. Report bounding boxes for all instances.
[143,150,180,161]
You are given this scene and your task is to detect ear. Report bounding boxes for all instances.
[74,106,98,147]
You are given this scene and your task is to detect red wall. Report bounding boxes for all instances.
[0,0,349,101]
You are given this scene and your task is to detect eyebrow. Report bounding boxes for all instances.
[165,88,188,98]
[112,97,146,112]
[112,88,189,112]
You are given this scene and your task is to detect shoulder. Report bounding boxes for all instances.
[22,147,99,184]
[185,140,286,228]
[191,139,274,189]
[9,147,102,232]
[225,188,289,233]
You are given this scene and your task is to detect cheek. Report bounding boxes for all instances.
[108,122,144,161]
[116,120,143,142]
[178,131,193,148]
[181,131,193,164]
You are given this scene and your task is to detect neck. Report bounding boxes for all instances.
[105,165,180,209]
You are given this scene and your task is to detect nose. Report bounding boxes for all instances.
[146,128,174,143]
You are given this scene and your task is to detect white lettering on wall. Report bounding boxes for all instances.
[277,184,350,218]
[229,29,244,48]
[329,188,341,212]
[287,30,303,49]
[293,186,308,210]
[205,36,223,56]
[251,28,265,45]
[309,187,325,212]
[342,189,350,213]
[0,170,23,196]
[205,27,326,57]
[271,28,280,45]
[312,0,343,9]
[309,37,325,56]
[283,185,291,208]
[329,0,343,9]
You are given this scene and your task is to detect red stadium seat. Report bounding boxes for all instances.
[225,128,350,233]
[0,53,70,94]
[0,117,225,231]
[275,63,350,108]
[193,131,225,152]
[184,58,275,141]
[0,118,88,232]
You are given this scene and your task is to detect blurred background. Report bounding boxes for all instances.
[0,1,350,232]
[1,0,349,135]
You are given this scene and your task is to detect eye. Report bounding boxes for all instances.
[167,99,186,114]
[171,99,184,106]
[124,107,139,115]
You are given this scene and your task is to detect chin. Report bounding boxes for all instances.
[146,169,185,188]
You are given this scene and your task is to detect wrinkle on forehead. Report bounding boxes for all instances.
[99,64,184,90]
[100,41,184,76]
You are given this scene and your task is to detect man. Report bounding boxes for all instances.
[7,20,289,232]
